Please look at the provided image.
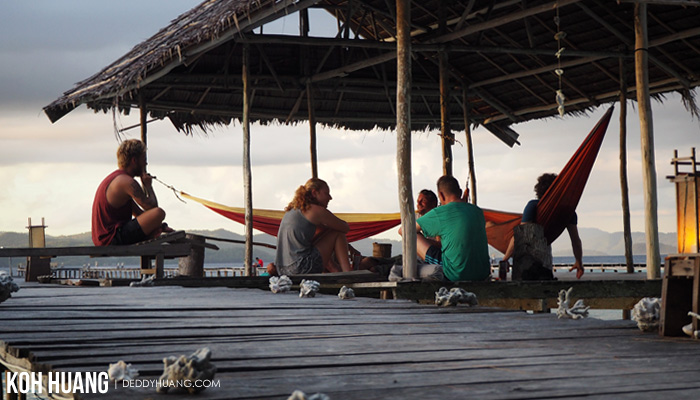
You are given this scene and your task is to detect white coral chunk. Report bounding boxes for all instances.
[0,271,19,304]
[338,286,355,299]
[631,297,661,332]
[157,347,216,394]
[108,360,139,382]
[435,287,478,307]
[556,287,589,319]
[287,390,330,400]
[682,311,700,339]
[270,275,292,293]
[299,279,320,298]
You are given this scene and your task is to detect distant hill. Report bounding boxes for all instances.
[551,227,677,257]
[0,227,679,268]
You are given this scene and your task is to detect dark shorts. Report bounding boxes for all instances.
[424,245,443,265]
[279,248,323,275]
[111,219,147,245]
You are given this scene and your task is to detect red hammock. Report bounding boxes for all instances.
[484,107,614,252]
[182,107,613,250]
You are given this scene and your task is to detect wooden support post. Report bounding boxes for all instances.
[307,81,318,179]
[462,88,477,204]
[439,2,452,176]
[619,57,634,273]
[634,3,661,279]
[139,94,148,148]
[242,44,254,276]
[301,9,318,179]
[155,253,164,279]
[396,0,417,280]
[177,234,206,277]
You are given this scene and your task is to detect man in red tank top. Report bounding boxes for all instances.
[91,139,171,246]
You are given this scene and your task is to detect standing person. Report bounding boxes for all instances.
[401,175,491,282]
[92,139,171,246]
[502,173,584,279]
[416,189,438,217]
[274,178,353,275]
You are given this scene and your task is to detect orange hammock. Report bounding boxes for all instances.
[483,107,614,253]
[181,107,613,251]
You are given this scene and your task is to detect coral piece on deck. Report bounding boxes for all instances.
[0,272,19,304]
[682,311,700,339]
[435,287,478,307]
[108,360,139,382]
[299,279,320,298]
[338,286,355,299]
[556,287,589,319]
[631,297,661,332]
[269,275,292,293]
[157,347,216,394]
[287,390,331,400]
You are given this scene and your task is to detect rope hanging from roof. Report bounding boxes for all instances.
[554,4,566,117]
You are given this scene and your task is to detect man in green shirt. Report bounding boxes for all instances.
[414,176,491,282]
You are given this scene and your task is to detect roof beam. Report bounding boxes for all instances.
[576,2,691,89]
[424,0,584,44]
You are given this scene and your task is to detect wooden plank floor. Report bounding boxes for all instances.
[1,283,699,399]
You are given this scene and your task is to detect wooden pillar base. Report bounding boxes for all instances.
[25,256,51,282]
[660,254,699,337]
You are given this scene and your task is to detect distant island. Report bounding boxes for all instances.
[0,227,678,269]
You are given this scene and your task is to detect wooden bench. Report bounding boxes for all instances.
[0,231,218,281]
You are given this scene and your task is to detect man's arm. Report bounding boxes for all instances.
[567,224,584,279]
[124,174,158,212]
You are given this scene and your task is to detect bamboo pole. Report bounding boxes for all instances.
[439,2,452,176]
[396,0,416,280]
[634,3,661,279]
[139,95,147,147]
[242,44,254,277]
[618,57,634,274]
[301,9,318,179]
[307,83,318,179]
[462,88,477,204]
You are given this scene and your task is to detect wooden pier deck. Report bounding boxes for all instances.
[1,282,699,399]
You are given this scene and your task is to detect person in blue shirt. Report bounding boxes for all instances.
[503,173,584,279]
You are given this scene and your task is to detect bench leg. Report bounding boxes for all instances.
[155,253,164,279]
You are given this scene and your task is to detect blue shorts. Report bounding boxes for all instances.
[111,219,147,245]
[424,245,442,265]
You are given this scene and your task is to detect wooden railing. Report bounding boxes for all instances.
[13,265,268,280]
[11,263,652,280]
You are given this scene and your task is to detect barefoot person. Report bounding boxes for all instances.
[92,139,171,246]
[274,178,353,275]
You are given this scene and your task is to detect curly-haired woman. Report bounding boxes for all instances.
[274,178,353,275]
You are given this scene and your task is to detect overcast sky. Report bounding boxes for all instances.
[1,1,698,248]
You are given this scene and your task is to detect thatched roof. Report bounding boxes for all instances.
[44,0,700,143]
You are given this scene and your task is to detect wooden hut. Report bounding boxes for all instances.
[44,0,700,277]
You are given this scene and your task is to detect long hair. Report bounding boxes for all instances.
[285,178,328,212]
[117,139,146,169]
[534,173,557,198]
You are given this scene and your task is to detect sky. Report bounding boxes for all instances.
[0,1,698,245]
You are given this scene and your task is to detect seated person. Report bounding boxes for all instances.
[502,173,584,279]
[92,139,172,246]
[416,189,438,217]
[399,175,491,282]
[274,178,355,275]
